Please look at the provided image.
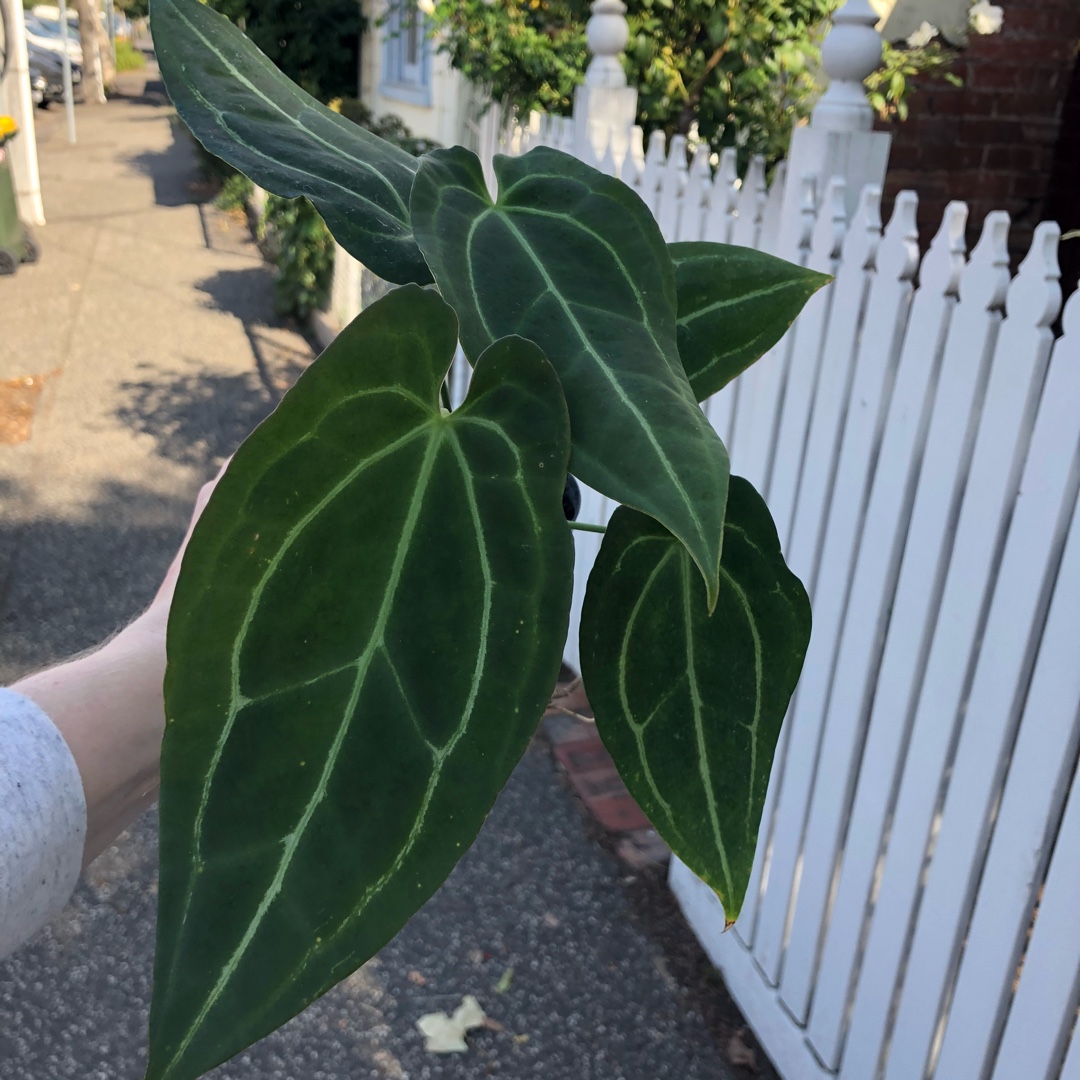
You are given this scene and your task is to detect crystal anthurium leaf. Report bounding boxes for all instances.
[410,144,730,610]
[150,0,431,284]
[147,285,573,1080]
[670,241,831,401]
[579,476,811,924]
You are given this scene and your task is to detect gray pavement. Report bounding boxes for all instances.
[0,71,735,1080]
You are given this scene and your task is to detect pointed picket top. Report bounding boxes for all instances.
[677,144,713,242]
[1003,221,1062,330]
[1063,271,1080,338]
[839,183,882,273]
[757,161,788,255]
[638,128,667,211]
[556,116,576,156]
[731,154,767,248]
[599,137,617,176]
[917,200,968,299]
[619,125,645,186]
[663,135,689,191]
[655,134,689,239]
[808,175,847,274]
[876,190,921,286]
[715,148,740,211]
[959,211,1011,313]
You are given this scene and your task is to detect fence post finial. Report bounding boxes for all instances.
[585,0,630,88]
[813,0,884,133]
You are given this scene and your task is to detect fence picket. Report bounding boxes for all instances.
[638,129,667,214]
[758,162,788,256]
[882,223,1067,1080]
[676,144,713,242]
[768,184,880,553]
[839,223,1061,1080]
[779,198,970,1025]
[751,196,947,984]
[934,295,1080,1080]
[726,175,816,484]
[704,148,740,245]
[734,180,885,946]
[804,211,1011,1069]
[655,134,688,241]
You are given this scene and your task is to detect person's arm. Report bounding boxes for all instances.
[12,473,218,868]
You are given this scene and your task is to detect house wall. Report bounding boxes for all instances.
[358,0,472,150]
[880,0,1080,264]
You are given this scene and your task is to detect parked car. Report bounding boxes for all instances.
[27,40,82,106]
[23,13,82,65]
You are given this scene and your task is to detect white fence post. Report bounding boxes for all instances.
[779,0,891,224]
[573,0,638,172]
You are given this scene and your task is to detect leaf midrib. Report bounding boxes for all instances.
[493,214,707,555]
[162,425,446,1075]
[168,0,411,219]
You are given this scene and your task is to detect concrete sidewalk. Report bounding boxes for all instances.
[0,73,740,1080]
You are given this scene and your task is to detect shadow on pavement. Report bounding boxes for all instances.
[125,121,202,209]
[0,477,196,682]
[115,364,276,470]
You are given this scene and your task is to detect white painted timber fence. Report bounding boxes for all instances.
[325,2,1080,1076]
[461,106,1080,1078]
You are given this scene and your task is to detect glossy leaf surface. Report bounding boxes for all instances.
[411,145,730,609]
[580,477,810,922]
[151,0,431,284]
[671,241,831,401]
[149,286,573,1080]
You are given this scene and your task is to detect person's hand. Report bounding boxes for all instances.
[143,458,229,634]
[13,460,231,864]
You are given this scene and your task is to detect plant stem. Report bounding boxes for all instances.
[568,521,607,534]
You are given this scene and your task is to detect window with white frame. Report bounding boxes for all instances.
[380,1,431,106]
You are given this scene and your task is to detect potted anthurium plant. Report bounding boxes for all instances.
[145,1,827,1076]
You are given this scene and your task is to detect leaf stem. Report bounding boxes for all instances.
[568,521,607,534]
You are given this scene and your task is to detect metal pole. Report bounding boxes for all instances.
[58,0,76,144]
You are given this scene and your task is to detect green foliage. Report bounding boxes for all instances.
[147,0,819,1074]
[213,172,253,212]
[114,39,147,71]
[671,242,830,401]
[150,286,573,1080]
[116,0,150,19]
[329,96,442,157]
[207,0,364,104]
[427,0,840,162]
[410,145,731,606]
[580,478,811,922]
[867,39,963,122]
[260,194,334,320]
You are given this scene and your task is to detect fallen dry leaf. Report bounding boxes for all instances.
[726,1027,759,1072]
[416,995,487,1053]
[542,912,560,928]
[493,967,513,994]
[407,970,428,986]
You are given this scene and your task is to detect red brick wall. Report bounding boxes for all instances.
[880,0,1080,279]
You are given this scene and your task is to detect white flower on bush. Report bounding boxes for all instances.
[907,21,939,48]
[969,0,1005,35]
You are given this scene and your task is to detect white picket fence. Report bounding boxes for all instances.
[459,112,1080,1080]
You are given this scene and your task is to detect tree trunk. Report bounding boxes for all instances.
[94,0,116,90]
[73,0,106,104]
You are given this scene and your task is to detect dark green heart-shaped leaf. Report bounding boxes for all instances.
[411,145,731,608]
[151,0,431,284]
[671,242,831,401]
[148,286,573,1080]
[579,477,810,923]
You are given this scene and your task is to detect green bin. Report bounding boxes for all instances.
[0,120,39,274]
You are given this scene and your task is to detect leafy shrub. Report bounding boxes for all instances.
[261,195,334,321]
[213,171,253,211]
[114,38,146,71]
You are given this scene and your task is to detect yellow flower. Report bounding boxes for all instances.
[0,116,19,139]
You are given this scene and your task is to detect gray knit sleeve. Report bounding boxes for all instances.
[0,688,87,959]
